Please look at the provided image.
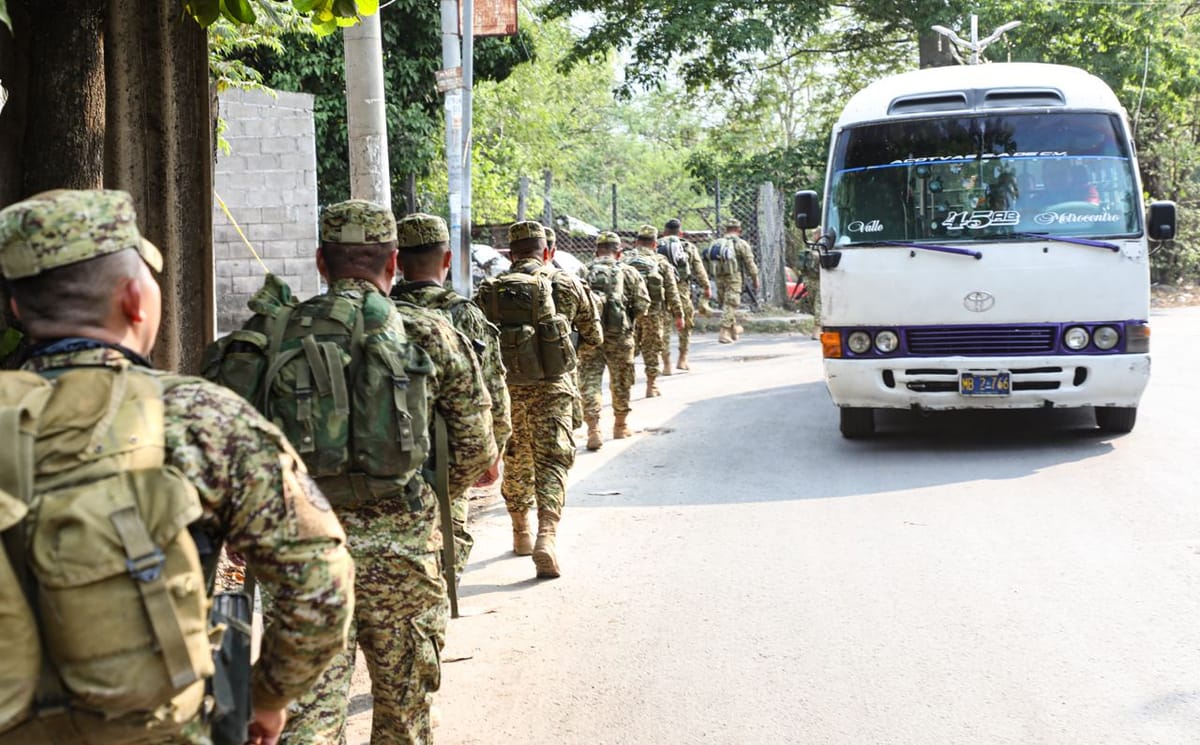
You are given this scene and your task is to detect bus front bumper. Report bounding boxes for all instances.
[823,354,1150,410]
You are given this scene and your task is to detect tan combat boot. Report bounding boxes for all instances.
[510,510,534,556]
[533,511,560,579]
[645,374,661,398]
[585,416,603,451]
[677,350,689,371]
[733,323,744,340]
[661,351,673,376]
[718,326,734,344]
[613,413,631,439]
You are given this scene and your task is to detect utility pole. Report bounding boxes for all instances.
[460,0,475,295]
[343,13,391,206]
[439,0,466,292]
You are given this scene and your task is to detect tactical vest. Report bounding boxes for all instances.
[585,261,629,336]
[476,270,576,385]
[624,253,665,304]
[204,279,433,509]
[0,366,214,744]
[704,238,737,277]
[657,236,690,282]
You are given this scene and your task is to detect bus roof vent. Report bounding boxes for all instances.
[981,88,1066,108]
[888,92,969,115]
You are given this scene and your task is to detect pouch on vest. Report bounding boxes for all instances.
[625,255,664,304]
[705,239,736,276]
[478,271,576,384]
[586,262,629,336]
[0,367,214,743]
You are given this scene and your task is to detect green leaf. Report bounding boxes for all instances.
[292,0,320,12]
[332,0,358,19]
[311,15,338,35]
[187,0,222,27]
[0,0,11,33]
[356,0,380,16]
[220,0,257,24]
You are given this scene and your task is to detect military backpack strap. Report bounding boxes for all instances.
[434,413,458,619]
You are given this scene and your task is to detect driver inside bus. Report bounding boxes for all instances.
[1037,160,1100,206]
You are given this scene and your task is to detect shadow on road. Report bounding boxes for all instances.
[570,376,1118,508]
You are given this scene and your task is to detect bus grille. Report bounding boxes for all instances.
[906,325,1057,356]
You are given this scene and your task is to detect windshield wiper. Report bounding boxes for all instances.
[854,240,983,260]
[1012,232,1120,252]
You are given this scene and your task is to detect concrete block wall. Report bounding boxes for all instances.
[213,88,320,334]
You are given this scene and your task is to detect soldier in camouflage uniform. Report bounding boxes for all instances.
[389,213,510,578]
[659,218,710,371]
[221,201,497,745]
[580,231,650,450]
[710,218,759,344]
[0,189,354,745]
[479,221,602,577]
[622,225,682,398]
[545,225,587,430]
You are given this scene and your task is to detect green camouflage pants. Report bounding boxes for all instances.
[634,310,665,377]
[451,492,472,577]
[501,384,576,519]
[660,282,696,354]
[579,333,636,419]
[716,274,741,329]
[280,505,446,745]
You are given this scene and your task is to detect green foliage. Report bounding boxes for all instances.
[0,0,10,32]
[186,0,378,36]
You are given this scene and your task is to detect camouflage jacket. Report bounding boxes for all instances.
[725,236,759,284]
[680,239,710,290]
[390,280,512,457]
[622,246,683,318]
[21,346,354,712]
[585,256,651,338]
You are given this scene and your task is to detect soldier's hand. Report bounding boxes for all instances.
[675,316,684,331]
[752,280,759,292]
[704,286,712,299]
[475,457,501,487]
[248,707,287,744]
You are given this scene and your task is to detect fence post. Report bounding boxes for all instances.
[542,168,553,227]
[715,176,722,228]
[757,182,786,307]
[611,183,618,230]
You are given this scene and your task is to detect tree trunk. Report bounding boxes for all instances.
[919,29,957,68]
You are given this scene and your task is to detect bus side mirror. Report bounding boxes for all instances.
[793,190,821,229]
[1147,201,1176,241]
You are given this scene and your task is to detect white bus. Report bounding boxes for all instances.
[793,62,1176,438]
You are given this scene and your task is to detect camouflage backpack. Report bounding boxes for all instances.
[475,270,576,385]
[585,261,629,336]
[204,276,434,508]
[0,366,215,743]
[657,236,690,282]
[624,253,665,304]
[704,238,736,277]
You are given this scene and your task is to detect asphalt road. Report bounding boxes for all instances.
[354,306,1200,744]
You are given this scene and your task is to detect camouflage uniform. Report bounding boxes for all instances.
[711,221,759,341]
[658,234,709,368]
[479,221,601,578]
[223,202,496,745]
[622,226,681,394]
[580,235,650,442]
[391,215,512,578]
[544,225,587,430]
[0,189,355,744]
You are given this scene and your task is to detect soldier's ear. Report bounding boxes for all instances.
[315,247,329,282]
[441,248,452,270]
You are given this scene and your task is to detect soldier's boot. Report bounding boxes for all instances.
[613,414,631,439]
[510,510,534,556]
[733,323,744,340]
[585,416,603,451]
[533,511,561,579]
[646,374,661,398]
[677,350,690,371]
[718,326,734,344]
[661,352,673,376]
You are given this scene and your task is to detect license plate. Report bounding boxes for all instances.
[959,370,1011,396]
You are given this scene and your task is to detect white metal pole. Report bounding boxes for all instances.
[459,0,474,295]
[440,0,464,289]
[343,13,391,206]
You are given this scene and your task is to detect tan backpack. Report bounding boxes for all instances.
[0,366,214,744]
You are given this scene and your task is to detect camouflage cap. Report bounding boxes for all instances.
[637,224,658,241]
[321,199,396,244]
[508,220,545,243]
[396,212,449,249]
[596,231,621,247]
[544,226,556,245]
[725,218,742,229]
[0,189,163,280]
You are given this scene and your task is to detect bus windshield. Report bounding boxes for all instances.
[828,112,1140,246]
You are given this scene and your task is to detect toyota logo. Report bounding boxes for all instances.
[964,291,995,312]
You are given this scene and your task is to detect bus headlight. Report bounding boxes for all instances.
[1064,326,1090,351]
[874,330,899,353]
[847,331,872,354]
[1093,326,1120,350]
